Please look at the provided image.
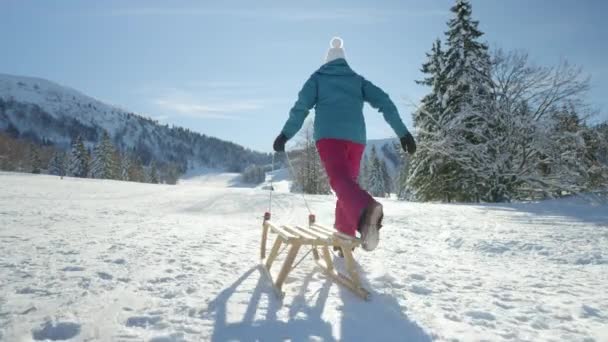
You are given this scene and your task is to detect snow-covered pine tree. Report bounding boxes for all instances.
[127,157,145,183]
[407,39,450,201]
[443,0,492,114]
[441,0,493,201]
[380,158,391,197]
[394,141,411,199]
[585,122,608,192]
[408,0,493,202]
[414,39,447,128]
[69,136,89,178]
[241,164,266,184]
[147,162,160,184]
[358,155,370,190]
[91,131,118,179]
[29,147,42,174]
[162,163,180,185]
[48,151,67,176]
[367,146,387,197]
[120,154,131,181]
[291,121,331,195]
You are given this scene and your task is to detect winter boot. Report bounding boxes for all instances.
[358,201,383,251]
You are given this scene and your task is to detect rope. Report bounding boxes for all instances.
[284,150,313,215]
[291,247,314,271]
[268,153,275,213]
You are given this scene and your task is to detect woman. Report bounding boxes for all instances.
[273,37,416,252]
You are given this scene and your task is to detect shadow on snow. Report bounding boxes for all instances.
[206,264,431,341]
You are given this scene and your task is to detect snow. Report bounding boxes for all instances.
[1,171,607,341]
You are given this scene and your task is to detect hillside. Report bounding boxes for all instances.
[1,172,606,341]
[364,138,404,180]
[0,73,270,173]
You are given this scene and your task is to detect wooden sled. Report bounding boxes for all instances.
[260,212,370,301]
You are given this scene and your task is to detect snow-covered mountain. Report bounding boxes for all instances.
[365,138,405,179]
[0,73,269,172]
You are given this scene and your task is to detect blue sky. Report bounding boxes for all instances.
[2,0,607,152]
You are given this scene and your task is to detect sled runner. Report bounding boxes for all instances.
[260,212,371,300]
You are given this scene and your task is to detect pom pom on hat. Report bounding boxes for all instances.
[330,37,343,49]
[325,36,346,63]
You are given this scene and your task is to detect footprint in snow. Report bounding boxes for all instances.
[465,310,496,321]
[97,272,113,280]
[104,258,126,265]
[32,321,81,341]
[493,301,515,310]
[125,315,162,328]
[581,304,602,318]
[410,285,432,295]
[409,273,426,281]
[61,266,85,272]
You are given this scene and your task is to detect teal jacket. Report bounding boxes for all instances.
[281,58,409,144]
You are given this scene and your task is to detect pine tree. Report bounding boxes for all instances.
[407,39,450,201]
[380,159,391,197]
[407,37,451,202]
[91,131,118,179]
[147,162,160,184]
[408,0,492,202]
[414,39,447,130]
[69,136,89,178]
[30,147,42,174]
[127,157,145,183]
[442,0,492,114]
[291,121,331,194]
[120,154,131,181]
[48,151,67,177]
[358,154,370,190]
[367,146,387,197]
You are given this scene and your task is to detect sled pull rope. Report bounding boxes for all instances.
[268,153,274,213]
[291,247,314,271]
[284,150,313,215]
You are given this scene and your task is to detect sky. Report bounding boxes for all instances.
[2,0,607,152]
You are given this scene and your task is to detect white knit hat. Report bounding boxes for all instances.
[325,37,346,63]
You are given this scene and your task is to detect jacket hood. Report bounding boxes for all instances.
[316,58,356,76]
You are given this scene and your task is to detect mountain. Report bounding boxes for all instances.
[0,73,270,173]
[364,138,406,180]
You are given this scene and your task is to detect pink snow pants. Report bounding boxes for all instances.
[316,138,374,237]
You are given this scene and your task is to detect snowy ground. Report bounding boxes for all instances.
[0,172,607,341]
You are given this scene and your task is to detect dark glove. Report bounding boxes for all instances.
[400,132,416,155]
[273,133,288,152]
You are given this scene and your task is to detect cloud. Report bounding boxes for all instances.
[154,98,264,119]
[104,7,447,22]
[137,81,272,120]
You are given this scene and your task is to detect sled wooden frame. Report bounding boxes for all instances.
[260,213,370,301]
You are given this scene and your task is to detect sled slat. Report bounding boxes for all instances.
[313,224,362,246]
[267,222,298,241]
[282,225,319,243]
[298,225,332,241]
[306,225,334,240]
[310,223,336,235]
